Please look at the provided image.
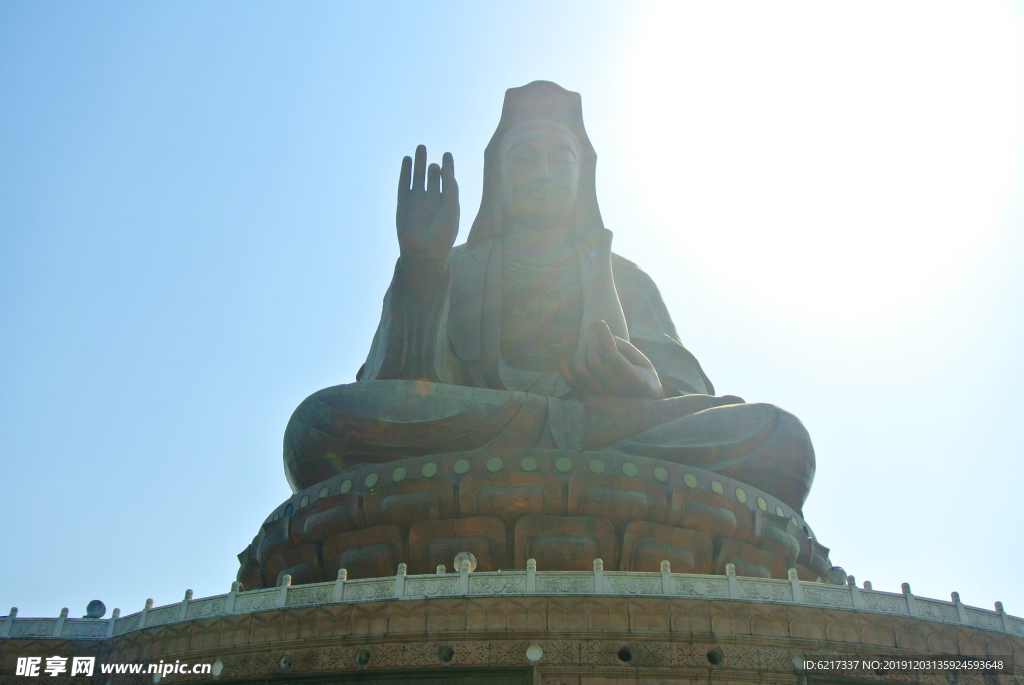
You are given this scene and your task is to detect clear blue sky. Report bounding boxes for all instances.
[2,1,1022,618]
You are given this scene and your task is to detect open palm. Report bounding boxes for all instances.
[396,145,459,264]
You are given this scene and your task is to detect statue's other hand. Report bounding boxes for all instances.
[552,321,666,400]
[396,145,460,268]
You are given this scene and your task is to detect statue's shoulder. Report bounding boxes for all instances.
[611,251,661,293]
[449,240,490,273]
[611,250,681,340]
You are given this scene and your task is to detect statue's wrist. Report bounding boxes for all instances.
[397,255,450,299]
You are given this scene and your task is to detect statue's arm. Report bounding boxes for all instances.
[357,145,465,384]
[357,257,464,384]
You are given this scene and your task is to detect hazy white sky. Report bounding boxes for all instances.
[1,1,1022,618]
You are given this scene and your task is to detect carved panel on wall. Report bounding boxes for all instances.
[675,577,728,597]
[10,621,56,637]
[405,578,459,597]
[917,600,958,622]
[186,598,226,618]
[965,610,1002,631]
[738,580,792,601]
[233,589,279,612]
[536,574,593,594]
[605,575,660,595]
[287,585,333,606]
[144,606,180,627]
[343,580,395,601]
[863,592,907,614]
[470,575,524,595]
[62,621,108,638]
[113,614,141,635]
[804,586,853,607]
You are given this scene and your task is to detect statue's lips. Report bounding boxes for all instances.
[527,189,567,204]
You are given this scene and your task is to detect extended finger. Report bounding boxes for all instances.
[576,341,606,394]
[441,152,458,200]
[593,321,621,360]
[587,336,622,389]
[397,156,412,197]
[590,324,630,378]
[427,163,441,194]
[413,144,427,192]
[551,345,581,392]
[613,335,653,369]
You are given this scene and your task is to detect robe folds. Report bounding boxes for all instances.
[283,229,816,514]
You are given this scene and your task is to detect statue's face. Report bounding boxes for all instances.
[499,120,581,231]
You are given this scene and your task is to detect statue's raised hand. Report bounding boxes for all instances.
[397,145,459,268]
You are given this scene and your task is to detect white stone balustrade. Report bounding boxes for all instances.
[2,562,1022,640]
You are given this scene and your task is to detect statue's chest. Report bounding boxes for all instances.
[499,248,583,370]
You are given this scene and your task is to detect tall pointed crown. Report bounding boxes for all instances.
[468,81,603,244]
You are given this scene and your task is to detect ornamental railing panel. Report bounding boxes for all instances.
[2,560,1020,640]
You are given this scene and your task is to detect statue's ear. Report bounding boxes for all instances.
[356,363,365,382]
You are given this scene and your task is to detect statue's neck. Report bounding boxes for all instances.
[502,222,574,254]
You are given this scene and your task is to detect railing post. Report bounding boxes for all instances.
[225,582,240,612]
[952,592,969,624]
[593,559,604,594]
[106,609,120,637]
[902,583,918,616]
[788,568,804,603]
[526,559,536,593]
[396,564,407,597]
[140,599,153,628]
[459,560,470,595]
[849,575,865,609]
[54,608,68,637]
[180,590,192,621]
[333,569,347,602]
[0,608,15,637]
[660,560,672,595]
[726,564,740,598]
[996,601,1010,632]
[277,575,291,607]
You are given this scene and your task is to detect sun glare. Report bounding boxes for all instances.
[624,1,1023,329]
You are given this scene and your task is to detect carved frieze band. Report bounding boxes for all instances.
[3,571,1019,640]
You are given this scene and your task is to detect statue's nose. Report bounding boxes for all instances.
[531,161,553,187]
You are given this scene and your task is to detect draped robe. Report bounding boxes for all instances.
[283,228,816,513]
